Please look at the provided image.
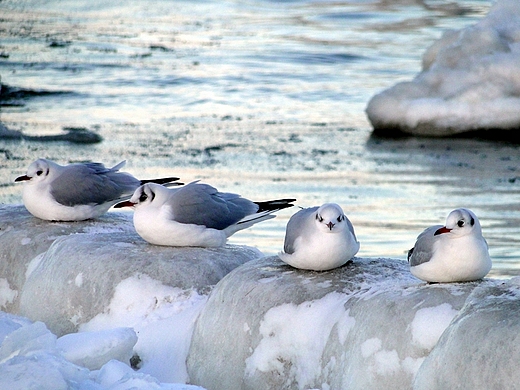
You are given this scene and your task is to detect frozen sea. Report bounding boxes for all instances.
[1,0,520,278]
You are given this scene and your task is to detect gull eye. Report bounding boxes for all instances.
[316,214,323,222]
[457,220,465,228]
[36,170,44,176]
[337,216,343,223]
[139,193,148,203]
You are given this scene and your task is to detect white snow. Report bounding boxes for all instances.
[245,292,352,388]
[0,279,17,309]
[80,274,208,383]
[366,0,520,136]
[410,303,459,350]
[0,282,208,389]
[56,327,138,370]
[74,272,83,287]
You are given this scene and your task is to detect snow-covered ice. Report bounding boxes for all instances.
[0,311,205,389]
[187,256,501,389]
[0,204,261,389]
[2,203,520,389]
[366,0,520,137]
[414,281,520,389]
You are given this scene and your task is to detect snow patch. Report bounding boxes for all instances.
[245,292,350,388]
[80,274,207,383]
[410,303,459,350]
[0,279,17,309]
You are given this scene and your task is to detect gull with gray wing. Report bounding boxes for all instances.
[114,181,295,247]
[15,158,180,221]
[279,203,360,271]
[408,208,492,283]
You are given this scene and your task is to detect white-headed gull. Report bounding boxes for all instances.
[408,208,492,283]
[114,181,296,247]
[278,203,360,271]
[15,158,180,221]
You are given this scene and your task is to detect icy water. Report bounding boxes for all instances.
[2,0,519,278]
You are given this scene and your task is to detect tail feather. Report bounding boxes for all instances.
[254,198,296,212]
[222,198,296,238]
[224,214,276,237]
[140,177,183,186]
[111,160,127,171]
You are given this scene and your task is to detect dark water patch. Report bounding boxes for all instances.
[203,143,240,155]
[0,122,102,144]
[312,148,337,156]
[0,82,73,106]
[220,115,242,121]
[183,143,240,158]
[247,50,366,66]
[130,52,152,59]
[149,45,174,52]
[48,40,72,48]
[318,11,378,21]
[0,61,129,72]
[370,126,520,145]
[0,148,17,160]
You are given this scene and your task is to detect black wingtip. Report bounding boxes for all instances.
[407,247,414,263]
[255,198,296,212]
[140,177,181,185]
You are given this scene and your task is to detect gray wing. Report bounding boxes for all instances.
[50,162,140,206]
[283,206,319,254]
[346,217,358,241]
[169,182,259,230]
[408,225,442,267]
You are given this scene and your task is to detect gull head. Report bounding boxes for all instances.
[435,208,482,237]
[15,158,56,185]
[315,203,347,233]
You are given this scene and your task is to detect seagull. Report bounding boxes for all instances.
[15,158,181,221]
[113,181,296,247]
[408,208,492,283]
[278,203,360,271]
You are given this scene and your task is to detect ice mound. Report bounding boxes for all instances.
[187,256,511,389]
[0,204,262,386]
[366,0,520,137]
[3,204,519,388]
[0,205,135,313]
[414,280,520,389]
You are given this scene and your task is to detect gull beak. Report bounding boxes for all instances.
[14,175,31,182]
[434,226,452,236]
[113,200,136,209]
[326,221,335,230]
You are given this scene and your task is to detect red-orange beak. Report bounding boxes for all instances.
[434,226,452,236]
[113,200,136,209]
[15,175,31,182]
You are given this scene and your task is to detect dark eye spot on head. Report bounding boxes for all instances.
[457,220,465,228]
[470,217,475,226]
[36,170,43,176]
[139,193,148,202]
[316,214,323,222]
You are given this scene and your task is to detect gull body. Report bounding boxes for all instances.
[114,181,295,247]
[408,208,492,283]
[15,158,179,221]
[279,203,360,271]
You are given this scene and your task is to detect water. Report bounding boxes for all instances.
[2,0,519,278]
